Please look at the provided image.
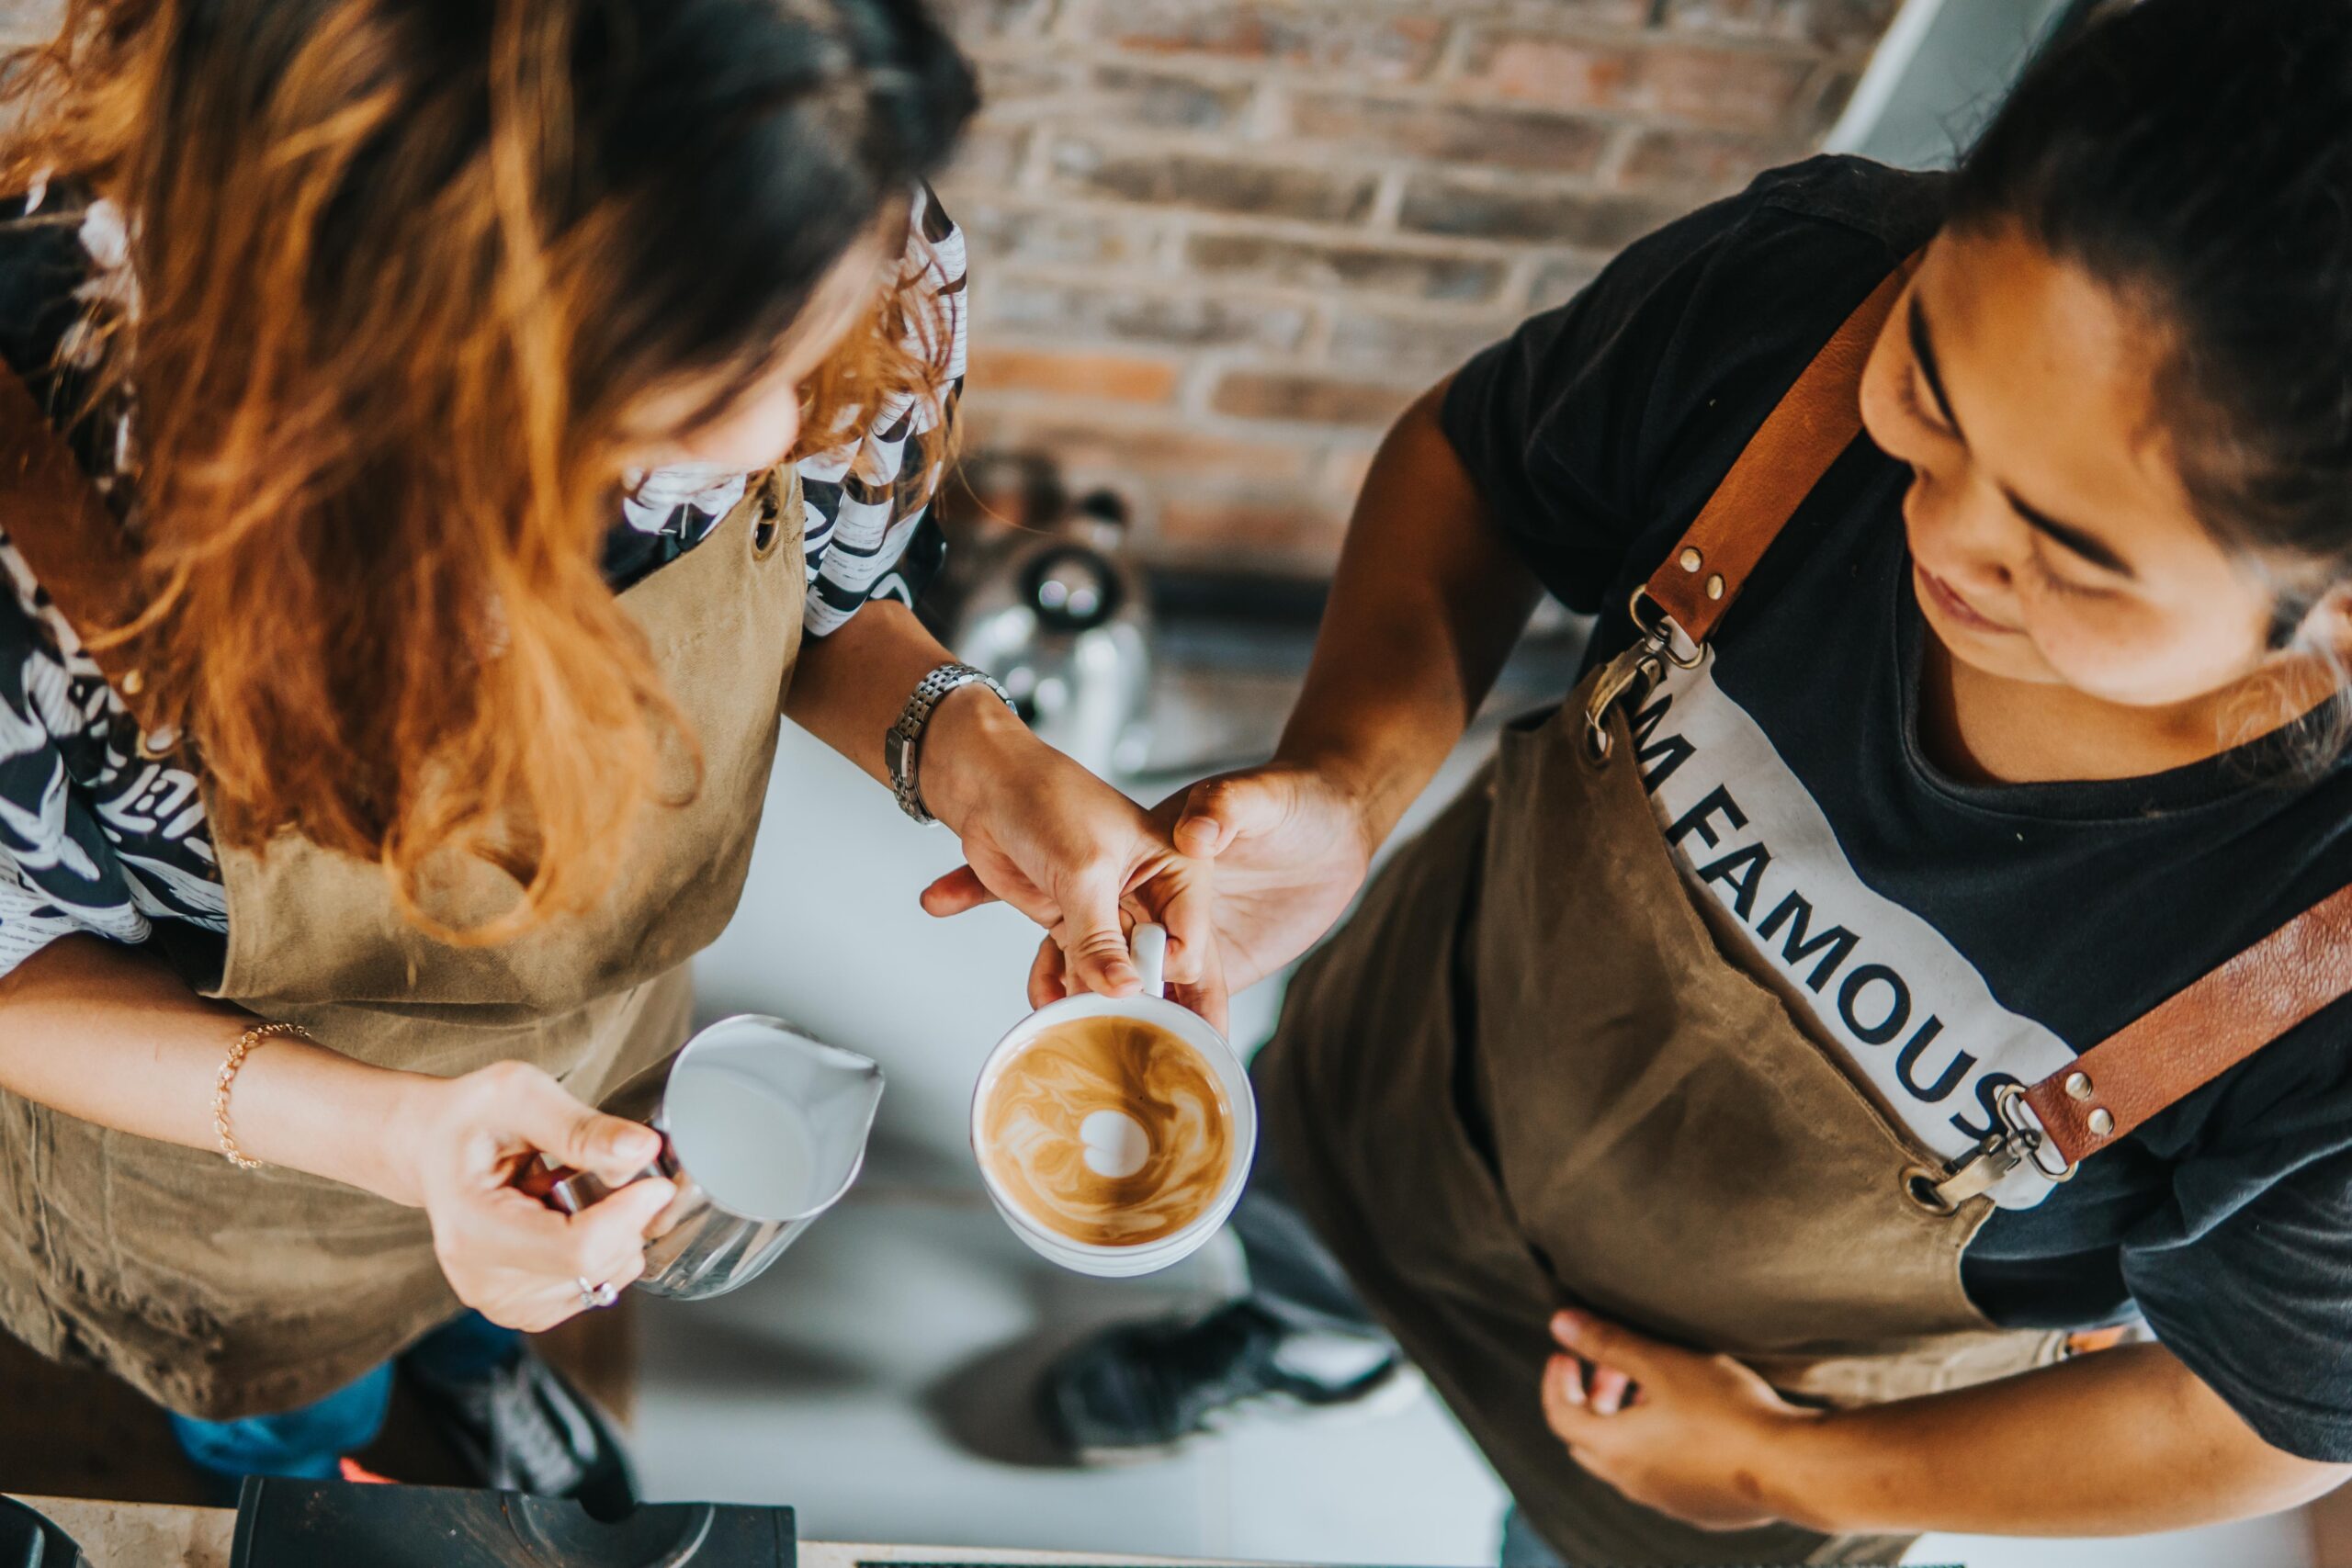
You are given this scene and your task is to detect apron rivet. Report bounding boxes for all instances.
[2064,1070,2093,1100]
[120,668,144,696]
[1678,547,1702,571]
[2087,1108,2115,1136]
[1704,573,1724,600]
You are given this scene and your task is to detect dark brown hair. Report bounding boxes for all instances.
[1951,0,2352,620]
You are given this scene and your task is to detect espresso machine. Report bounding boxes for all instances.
[934,463,1155,784]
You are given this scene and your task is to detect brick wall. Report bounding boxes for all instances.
[936,0,1901,575]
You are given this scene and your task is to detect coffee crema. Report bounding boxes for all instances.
[978,1016,1231,1247]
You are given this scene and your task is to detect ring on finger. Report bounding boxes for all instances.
[576,1275,619,1310]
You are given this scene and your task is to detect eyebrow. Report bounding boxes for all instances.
[1907,296,1963,435]
[1905,295,2138,581]
[2004,490,2136,577]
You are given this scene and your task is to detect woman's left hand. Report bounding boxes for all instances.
[916,691,1226,1029]
[1539,1309,1817,1531]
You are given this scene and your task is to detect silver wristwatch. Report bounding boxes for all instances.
[886,661,1016,825]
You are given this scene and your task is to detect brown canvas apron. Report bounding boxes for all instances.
[1253,267,2070,1567]
[0,447,807,1419]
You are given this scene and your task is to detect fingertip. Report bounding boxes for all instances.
[1173,814,1222,857]
[1550,1309,1583,1345]
[591,1179,674,1237]
[584,1122,660,1184]
[920,867,994,919]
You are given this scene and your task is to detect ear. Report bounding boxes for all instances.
[2285,582,2352,657]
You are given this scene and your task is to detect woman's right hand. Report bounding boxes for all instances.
[1025,761,1380,1008]
[380,1060,677,1333]
[1162,762,1382,991]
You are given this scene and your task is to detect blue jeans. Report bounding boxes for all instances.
[168,1312,519,1482]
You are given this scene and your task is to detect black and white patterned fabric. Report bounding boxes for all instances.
[0,184,966,978]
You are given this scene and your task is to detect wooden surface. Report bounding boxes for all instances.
[8,1496,1261,1568]
[10,1497,232,1568]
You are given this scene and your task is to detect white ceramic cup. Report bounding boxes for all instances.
[971,924,1257,1277]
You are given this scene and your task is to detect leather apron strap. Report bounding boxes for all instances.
[1578,260,1920,766]
[0,367,171,739]
[2020,884,2352,1167]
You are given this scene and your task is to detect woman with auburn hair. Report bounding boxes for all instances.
[0,0,1212,1498]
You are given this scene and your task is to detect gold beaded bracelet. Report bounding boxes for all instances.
[213,1021,311,1171]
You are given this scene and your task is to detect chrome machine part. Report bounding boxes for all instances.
[949,488,1156,781]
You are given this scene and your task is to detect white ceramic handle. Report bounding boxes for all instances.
[1131,923,1168,999]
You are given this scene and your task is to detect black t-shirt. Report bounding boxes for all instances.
[1442,154,2352,1462]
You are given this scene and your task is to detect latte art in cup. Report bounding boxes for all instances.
[977,1015,1232,1247]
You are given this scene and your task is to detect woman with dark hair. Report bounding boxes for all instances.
[1033,0,2352,1558]
[0,0,1214,1497]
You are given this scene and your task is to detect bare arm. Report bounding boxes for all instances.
[1266,379,1544,852]
[1543,1311,2349,1538]
[1060,379,1547,1002]
[1770,1345,2346,1536]
[782,598,1019,805]
[0,934,419,1197]
[786,599,1226,1020]
[0,934,681,1331]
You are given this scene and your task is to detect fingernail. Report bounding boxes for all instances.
[1552,1310,1580,1335]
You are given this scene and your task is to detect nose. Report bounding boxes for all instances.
[1906,466,2020,597]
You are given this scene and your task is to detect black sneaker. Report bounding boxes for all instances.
[402,1343,638,1517]
[1038,1300,1420,1464]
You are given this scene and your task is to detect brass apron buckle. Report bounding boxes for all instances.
[1909,1083,2075,1213]
[1581,587,1702,765]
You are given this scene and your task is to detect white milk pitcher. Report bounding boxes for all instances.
[549,1015,883,1301]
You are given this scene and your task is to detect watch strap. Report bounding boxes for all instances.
[888,662,1014,825]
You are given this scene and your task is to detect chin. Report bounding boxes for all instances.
[1916,592,2065,686]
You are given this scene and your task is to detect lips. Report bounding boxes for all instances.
[1914,562,2018,636]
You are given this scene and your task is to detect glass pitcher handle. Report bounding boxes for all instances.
[534,1151,663,1215]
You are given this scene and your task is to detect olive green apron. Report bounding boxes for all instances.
[0,468,805,1418]
[1254,281,2072,1563]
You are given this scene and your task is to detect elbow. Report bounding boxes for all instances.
[2237,1450,2352,1517]
[2176,1360,2352,1522]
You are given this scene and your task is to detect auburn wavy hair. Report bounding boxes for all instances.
[0,0,974,942]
